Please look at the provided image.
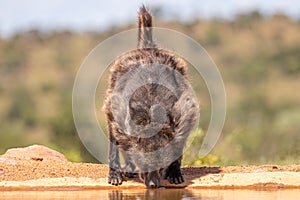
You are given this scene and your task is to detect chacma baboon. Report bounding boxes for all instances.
[104,5,199,188]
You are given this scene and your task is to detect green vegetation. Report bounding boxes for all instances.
[0,12,299,165]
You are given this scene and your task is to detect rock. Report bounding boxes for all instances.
[0,145,69,162]
[0,157,18,165]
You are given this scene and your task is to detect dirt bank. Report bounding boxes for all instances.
[0,145,299,190]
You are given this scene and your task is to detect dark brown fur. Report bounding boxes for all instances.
[104,5,199,188]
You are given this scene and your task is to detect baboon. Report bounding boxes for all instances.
[104,5,199,188]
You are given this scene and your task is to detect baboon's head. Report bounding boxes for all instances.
[139,170,162,188]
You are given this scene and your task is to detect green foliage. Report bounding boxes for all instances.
[0,41,27,71]
[0,121,30,154]
[236,11,262,24]
[46,143,82,162]
[234,58,269,85]
[48,92,97,163]
[271,46,300,74]
[40,82,56,93]
[49,94,75,146]
[7,88,37,127]
[183,129,219,166]
[205,26,221,46]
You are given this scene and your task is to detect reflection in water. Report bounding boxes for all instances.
[108,189,194,200]
[1,189,299,200]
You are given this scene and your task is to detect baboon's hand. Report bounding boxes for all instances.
[164,166,184,184]
[108,169,126,186]
[124,172,135,178]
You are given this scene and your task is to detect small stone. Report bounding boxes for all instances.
[31,157,43,161]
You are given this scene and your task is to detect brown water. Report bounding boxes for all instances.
[0,189,299,200]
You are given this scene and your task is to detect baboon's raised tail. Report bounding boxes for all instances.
[138,5,156,49]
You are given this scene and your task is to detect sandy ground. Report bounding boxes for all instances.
[0,145,299,190]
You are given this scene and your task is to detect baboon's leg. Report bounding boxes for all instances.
[164,156,184,184]
[165,91,199,184]
[121,151,136,178]
[108,125,125,186]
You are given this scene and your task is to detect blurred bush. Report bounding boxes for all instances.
[183,129,219,166]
